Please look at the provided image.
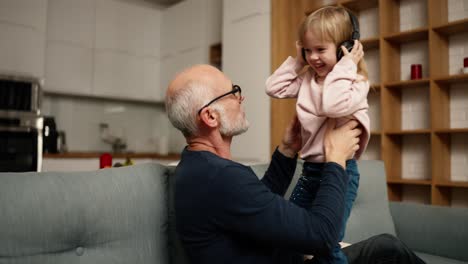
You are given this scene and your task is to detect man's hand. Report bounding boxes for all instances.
[324,119,361,168]
[278,115,302,158]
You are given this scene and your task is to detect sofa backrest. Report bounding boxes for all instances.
[0,163,169,264]
[390,202,468,261]
[250,160,396,243]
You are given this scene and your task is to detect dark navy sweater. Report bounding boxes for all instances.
[174,148,348,264]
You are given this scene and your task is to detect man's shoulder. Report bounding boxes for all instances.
[177,150,253,180]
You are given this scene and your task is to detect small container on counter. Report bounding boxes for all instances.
[99,153,112,169]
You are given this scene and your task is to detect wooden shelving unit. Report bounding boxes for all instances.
[271,0,468,207]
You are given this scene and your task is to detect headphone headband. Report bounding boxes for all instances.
[347,10,360,40]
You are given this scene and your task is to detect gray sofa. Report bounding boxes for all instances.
[1,160,467,264]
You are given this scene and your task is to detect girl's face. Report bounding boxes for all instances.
[302,30,338,80]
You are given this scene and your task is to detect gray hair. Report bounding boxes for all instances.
[165,80,215,137]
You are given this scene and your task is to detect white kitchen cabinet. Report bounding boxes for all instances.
[44,0,94,95]
[93,50,143,100]
[223,0,269,23]
[143,57,162,101]
[46,0,94,48]
[96,0,160,57]
[222,0,271,163]
[0,0,47,32]
[45,43,93,95]
[0,0,47,78]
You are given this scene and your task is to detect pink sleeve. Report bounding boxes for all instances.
[322,57,370,118]
[265,56,305,98]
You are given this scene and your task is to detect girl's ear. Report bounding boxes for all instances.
[198,108,219,128]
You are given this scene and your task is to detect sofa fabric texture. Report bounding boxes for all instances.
[0,160,467,264]
[0,164,169,264]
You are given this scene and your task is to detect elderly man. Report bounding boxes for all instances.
[165,64,425,264]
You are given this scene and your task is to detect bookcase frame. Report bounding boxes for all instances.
[270,0,468,206]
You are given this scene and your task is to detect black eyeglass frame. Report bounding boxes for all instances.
[197,85,242,115]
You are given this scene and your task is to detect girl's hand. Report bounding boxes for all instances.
[295,41,306,65]
[341,40,364,64]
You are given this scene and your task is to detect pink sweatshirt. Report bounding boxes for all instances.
[266,56,370,162]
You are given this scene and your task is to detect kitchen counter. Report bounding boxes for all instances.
[43,152,180,160]
[42,152,181,172]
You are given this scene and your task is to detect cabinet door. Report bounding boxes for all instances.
[0,0,47,77]
[45,0,94,95]
[93,50,143,100]
[224,0,269,23]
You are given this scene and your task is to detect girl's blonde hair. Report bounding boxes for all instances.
[298,6,368,79]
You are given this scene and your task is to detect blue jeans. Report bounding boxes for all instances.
[289,159,360,264]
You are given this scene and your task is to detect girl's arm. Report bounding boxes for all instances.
[265,56,306,98]
[321,57,370,118]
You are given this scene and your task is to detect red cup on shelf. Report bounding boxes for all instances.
[411,64,422,80]
[100,153,112,169]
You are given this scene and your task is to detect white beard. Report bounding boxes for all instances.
[217,107,249,136]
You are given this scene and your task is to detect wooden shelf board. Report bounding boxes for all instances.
[339,0,378,11]
[435,181,468,188]
[362,37,379,50]
[370,83,381,91]
[387,178,432,186]
[385,78,430,89]
[384,27,429,44]
[385,129,431,135]
[370,131,381,136]
[434,74,468,84]
[434,128,468,134]
[433,18,468,36]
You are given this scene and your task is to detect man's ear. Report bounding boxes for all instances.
[198,108,219,128]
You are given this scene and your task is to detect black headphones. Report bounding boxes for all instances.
[302,9,360,62]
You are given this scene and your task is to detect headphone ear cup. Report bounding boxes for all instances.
[337,40,355,61]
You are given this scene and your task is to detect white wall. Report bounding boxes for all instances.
[222,0,271,163]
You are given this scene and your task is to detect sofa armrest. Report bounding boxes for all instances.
[389,202,468,262]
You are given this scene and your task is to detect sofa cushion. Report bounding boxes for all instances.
[0,163,169,264]
[390,202,468,262]
[415,252,468,264]
[343,160,396,243]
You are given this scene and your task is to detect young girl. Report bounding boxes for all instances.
[266,6,370,264]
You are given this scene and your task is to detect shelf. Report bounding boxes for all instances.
[370,83,380,91]
[339,0,378,11]
[385,79,430,89]
[370,131,381,136]
[383,27,429,44]
[434,74,468,84]
[385,129,431,135]
[433,18,468,36]
[435,181,468,188]
[362,37,379,50]
[434,128,468,134]
[387,178,432,186]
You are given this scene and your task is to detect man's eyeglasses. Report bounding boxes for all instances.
[197,85,242,115]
